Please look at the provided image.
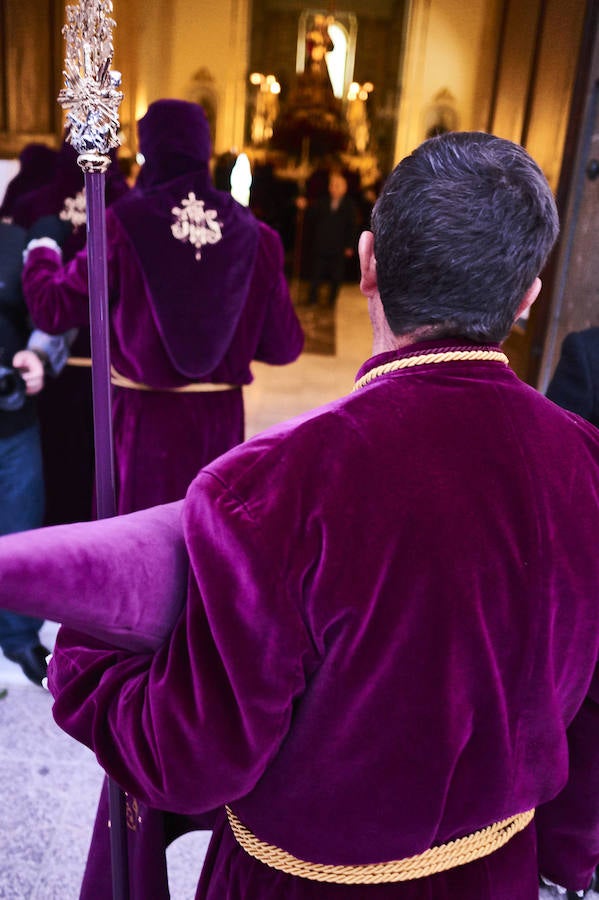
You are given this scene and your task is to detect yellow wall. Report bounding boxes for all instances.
[113,0,250,155]
[394,0,584,186]
[395,0,500,163]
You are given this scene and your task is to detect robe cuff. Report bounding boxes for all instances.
[23,237,62,265]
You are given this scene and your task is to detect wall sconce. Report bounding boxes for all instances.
[249,72,281,94]
[346,82,374,154]
[347,81,373,102]
[249,73,281,144]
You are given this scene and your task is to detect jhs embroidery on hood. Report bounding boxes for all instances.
[60,189,87,232]
[171,192,223,260]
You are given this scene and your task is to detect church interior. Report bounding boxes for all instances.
[0,0,597,389]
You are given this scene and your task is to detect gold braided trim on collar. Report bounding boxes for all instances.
[225,806,534,884]
[353,349,509,392]
[110,365,240,393]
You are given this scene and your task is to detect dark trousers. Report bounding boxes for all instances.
[0,423,44,653]
[308,252,345,306]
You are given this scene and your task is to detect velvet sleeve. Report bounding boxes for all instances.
[22,217,121,333]
[546,333,593,422]
[535,665,599,891]
[251,223,304,365]
[49,468,316,814]
[22,245,91,332]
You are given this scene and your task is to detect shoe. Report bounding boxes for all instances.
[4,643,50,686]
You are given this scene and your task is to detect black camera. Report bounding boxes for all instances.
[0,364,27,412]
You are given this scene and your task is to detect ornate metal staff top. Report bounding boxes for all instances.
[58,0,123,172]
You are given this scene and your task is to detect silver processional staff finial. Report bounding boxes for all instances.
[58,0,123,173]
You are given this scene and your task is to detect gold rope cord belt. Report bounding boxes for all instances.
[225,806,534,884]
[352,349,509,392]
[67,356,92,367]
[110,365,240,393]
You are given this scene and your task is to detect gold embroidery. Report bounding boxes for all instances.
[125,795,139,832]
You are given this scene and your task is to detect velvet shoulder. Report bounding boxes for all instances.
[194,391,371,516]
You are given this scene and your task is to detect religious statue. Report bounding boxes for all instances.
[305,13,335,94]
[271,12,349,158]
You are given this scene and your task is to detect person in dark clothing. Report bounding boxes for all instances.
[0,220,68,685]
[538,329,599,899]
[545,327,599,427]
[12,141,129,527]
[306,171,357,306]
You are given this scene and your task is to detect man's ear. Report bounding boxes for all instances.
[359,230,377,297]
[515,277,542,321]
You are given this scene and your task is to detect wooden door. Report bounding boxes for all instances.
[0,0,64,156]
[536,1,599,391]
[490,0,588,382]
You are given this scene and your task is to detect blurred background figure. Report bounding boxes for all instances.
[0,143,57,223]
[213,150,238,191]
[546,327,599,427]
[305,170,358,307]
[0,215,69,686]
[13,140,129,528]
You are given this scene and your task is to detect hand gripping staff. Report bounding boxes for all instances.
[58,2,128,896]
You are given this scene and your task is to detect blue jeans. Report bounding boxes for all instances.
[0,423,45,654]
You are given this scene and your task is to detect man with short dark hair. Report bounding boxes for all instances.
[3,131,599,898]
[369,131,558,343]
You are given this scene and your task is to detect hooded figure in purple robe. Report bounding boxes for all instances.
[4,131,599,899]
[22,99,303,515]
[12,140,129,257]
[12,140,130,527]
[0,143,57,221]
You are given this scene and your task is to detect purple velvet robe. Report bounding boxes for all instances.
[47,338,599,898]
[22,213,303,514]
[0,143,57,219]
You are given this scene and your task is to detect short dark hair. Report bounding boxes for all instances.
[371,132,559,342]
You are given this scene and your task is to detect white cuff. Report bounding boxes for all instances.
[540,874,583,895]
[27,329,71,376]
[23,237,63,265]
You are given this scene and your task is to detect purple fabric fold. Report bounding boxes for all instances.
[0,500,187,650]
[112,174,259,377]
